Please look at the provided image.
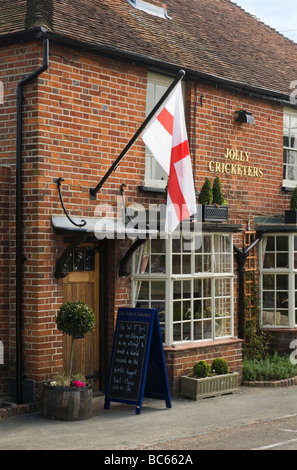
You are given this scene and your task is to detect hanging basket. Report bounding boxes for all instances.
[42,383,93,421]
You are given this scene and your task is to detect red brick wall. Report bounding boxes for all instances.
[165,339,243,396]
[0,37,291,396]
[186,81,287,221]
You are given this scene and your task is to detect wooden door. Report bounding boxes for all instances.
[62,247,100,391]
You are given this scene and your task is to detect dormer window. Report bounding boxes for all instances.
[127,0,171,19]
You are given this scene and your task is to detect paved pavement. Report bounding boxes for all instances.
[1,385,297,450]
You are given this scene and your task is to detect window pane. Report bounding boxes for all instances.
[172,255,181,274]
[85,247,95,271]
[136,281,149,300]
[151,239,166,253]
[265,236,275,251]
[276,236,288,251]
[276,253,288,268]
[263,274,274,290]
[203,278,211,297]
[182,255,191,274]
[63,252,73,272]
[263,252,275,268]
[276,274,288,290]
[151,255,165,273]
[151,281,165,300]
[74,249,84,271]
[194,321,202,340]
[276,292,288,309]
[183,322,191,341]
[263,291,274,309]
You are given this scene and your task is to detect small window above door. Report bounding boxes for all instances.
[63,247,95,272]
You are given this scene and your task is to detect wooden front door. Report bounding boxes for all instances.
[62,246,100,391]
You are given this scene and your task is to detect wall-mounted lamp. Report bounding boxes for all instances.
[235,110,255,125]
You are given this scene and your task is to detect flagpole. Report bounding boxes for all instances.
[89,69,185,198]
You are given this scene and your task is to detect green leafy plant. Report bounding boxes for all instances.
[198,178,213,205]
[212,176,225,206]
[49,372,86,388]
[242,352,297,382]
[193,360,211,377]
[243,320,269,360]
[56,301,96,376]
[291,185,297,210]
[212,358,229,375]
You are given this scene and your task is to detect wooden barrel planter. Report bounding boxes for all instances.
[42,383,93,421]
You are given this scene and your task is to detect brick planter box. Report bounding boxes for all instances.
[180,373,239,400]
[243,376,297,388]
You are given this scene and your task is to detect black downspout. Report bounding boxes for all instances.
[234,233,262,340]
[16,35,49,404]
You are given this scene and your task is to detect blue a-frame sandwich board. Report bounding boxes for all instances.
[104,307,171,414]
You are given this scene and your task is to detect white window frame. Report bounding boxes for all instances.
[283,107,297,189]
[131,233,234,346]
[260,233,296,328]
[144,72,185,189]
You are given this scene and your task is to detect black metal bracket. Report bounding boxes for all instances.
[119,238,147,276]
[54,232,88,278]
[57,177,86,228]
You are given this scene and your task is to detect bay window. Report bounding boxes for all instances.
[132,233,234,345]
[261,234,297,327]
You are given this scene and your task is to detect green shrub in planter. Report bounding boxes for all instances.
[56,301,95,338]
[212,176,225,206]
[198,178,213,205]
[212,358,229,375]
[56,300,96,375]
[193,360,211,377]
[291,186,297,210]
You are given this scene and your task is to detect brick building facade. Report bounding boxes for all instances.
[1,0,297,402]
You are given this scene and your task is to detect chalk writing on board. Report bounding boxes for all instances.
[108,321,148,400]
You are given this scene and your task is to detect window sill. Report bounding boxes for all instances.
[262,326,296,331]
[138,185,166,194]
[282,180,296,191]
[164,337,243,352]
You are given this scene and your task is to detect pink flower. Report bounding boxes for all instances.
[72,380,86,387]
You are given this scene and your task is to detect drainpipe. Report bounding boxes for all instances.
[16,33,49,404]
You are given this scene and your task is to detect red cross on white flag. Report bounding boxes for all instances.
[142,81,197,234]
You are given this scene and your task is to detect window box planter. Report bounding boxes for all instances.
[202,205,228,222]
[180,372,239,400]
[285,210,297,224]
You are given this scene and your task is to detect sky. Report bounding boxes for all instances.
[233,0,297,43]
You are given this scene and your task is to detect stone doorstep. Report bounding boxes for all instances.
[242,376,297,388]
[0,401,37,419]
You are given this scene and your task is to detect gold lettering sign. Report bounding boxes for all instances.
[208,148,263,178]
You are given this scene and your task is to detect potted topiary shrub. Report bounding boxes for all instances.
[180,357,239,400]
[42,300,96,421]
[199,177,228,222]
[285,185,297,223]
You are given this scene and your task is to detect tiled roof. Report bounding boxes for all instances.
[1,0,297,98]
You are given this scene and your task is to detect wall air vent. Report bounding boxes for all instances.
[127,0,171,19]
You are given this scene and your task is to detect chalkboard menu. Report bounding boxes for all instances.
[107,320,148,400]
[104,308,171,414]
